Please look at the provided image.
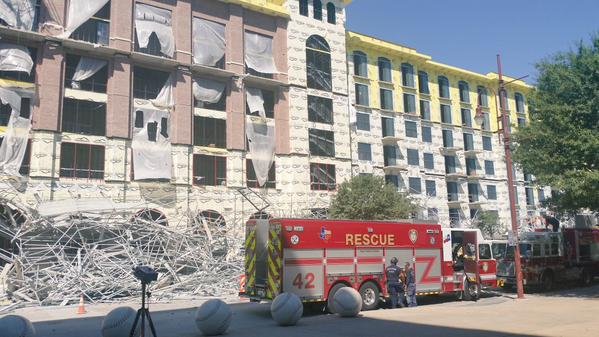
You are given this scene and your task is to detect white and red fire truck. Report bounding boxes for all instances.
[497,227,599,291]
[242,218,497,310]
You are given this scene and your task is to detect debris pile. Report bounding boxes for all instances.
[0,197,244,311]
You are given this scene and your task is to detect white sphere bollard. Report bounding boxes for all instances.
[0,315,36,337]
[101,306,139,337]
[195,299,232,336]
[270,292,303,326]
[333,287,362,317]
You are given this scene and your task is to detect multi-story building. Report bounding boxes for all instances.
[0,0,547,241]
[346,31,550,229]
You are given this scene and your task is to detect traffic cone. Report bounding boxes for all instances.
[77,295,87,315]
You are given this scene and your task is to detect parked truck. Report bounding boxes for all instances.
[242,218,497,310]
[496,227,599,291]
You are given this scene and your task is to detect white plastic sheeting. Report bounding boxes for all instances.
[245,117,275,187]
[0,0,36,30]
[192,17,225,67]
[150,72,175,109]
[0,43,33,74]
[0,112,31,176]
[192,77,225,104]
[244,31,277,74]
[60,0,109,38]
[71,57,107,89]
[135,3,174,57]
[246,87,265,119]
[0,86,22,112]
[131,107,172,180]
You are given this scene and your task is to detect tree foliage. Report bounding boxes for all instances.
[329,175,419,220]
[474,210,501,239]
[513,35,599,212]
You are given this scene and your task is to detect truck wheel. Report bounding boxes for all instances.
[540,271,554,292]
[463,280,479,301]
[581,268,593,286]
[359,282,380,311]
[326,283,347,314]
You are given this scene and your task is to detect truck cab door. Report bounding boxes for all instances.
[463,231,479,282]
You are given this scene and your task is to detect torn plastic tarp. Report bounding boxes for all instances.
[245,117,275,187]
[71,57,107,89]
[0,86,22,112]
[135,3,174,57]
[60,0,109,38]
[0,111,31,176]
[0,0,36,30]
[193,78,225,104]
[131,107,172,180]
[244,31,277,74]
[192,17,225,67]
[0,43,33,74]
[246,87,265,119]
[150,72,174,109]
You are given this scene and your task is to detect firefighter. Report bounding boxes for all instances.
[385,257,405,308]
[405,262,417,307]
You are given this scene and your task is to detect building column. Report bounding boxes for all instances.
[171,66,192,145]
[110,0,134,52]
[174,0,192,64]
[32,41,63,132]
[273,17,288,83]
[275,87,290,154]
[226,4,245,151]
[106,54,131,139]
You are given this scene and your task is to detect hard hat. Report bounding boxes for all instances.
[390,257,398,264]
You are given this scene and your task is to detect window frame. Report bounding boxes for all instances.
[408,177,421,194]
[401,63,415,87]
[193,116,226,148]
[378,57,392,82]
[246,159,276,189]
[406,148,419,166]
[418,71,430,94]
[405,120,418,138]
[355,83,370,106]
[421,125,432,143]
[308,95,333,124]
[438,76,450,98]
[357,142,372,161]
[308,128,335,157]
[59,142,105,180]
[61,98,106,136]
[310,162,336,191]
[380,88,394,110]
[353,51,368,77]
[423,153,434,169]
[458,81,470,103]
[306,35,332,91]
[326,2,336,24]
[193,154,227,186]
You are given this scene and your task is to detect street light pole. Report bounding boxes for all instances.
[496,54,525,299]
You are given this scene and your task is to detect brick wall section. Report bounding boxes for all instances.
[174,0,192,64]
[32,41,63,132]
[110,0,134,52]
[171,67,193,145]
[275,87,290,154]
[226,4,245,151]
[106,54,131,139]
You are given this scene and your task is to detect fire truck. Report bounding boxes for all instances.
[496,227,599,291]
[242,218,497,310]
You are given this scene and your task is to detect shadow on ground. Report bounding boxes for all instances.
[499,279,599,299]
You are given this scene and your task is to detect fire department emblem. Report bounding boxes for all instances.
[320,226,332,241]
[409,229,418,244]
[290,235,300,245]
[482,262,489,272]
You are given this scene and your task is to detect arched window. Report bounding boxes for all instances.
[477,86,488,107]
[326,2,336,24]
[313,0,322,20]
[418,71,429,94]
[299,0,308,16]
[131,208,168,226]
[438,75,450,98]
[458,81,470,103]
[353,51,368,77]
[378,57,392,82]
[401,63,414,87]
[306,35,331,91]
[195,210,226,232]
[515,92,525,113]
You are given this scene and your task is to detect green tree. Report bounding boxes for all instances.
[474,210,501,239]
[329,175,419,220]
[513,35,599,212]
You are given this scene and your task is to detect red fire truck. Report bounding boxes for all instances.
[496,227,599,291]
[242,218,497,310]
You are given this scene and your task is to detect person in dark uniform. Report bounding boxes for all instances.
[405,262,417,307]
[386,257,405,308]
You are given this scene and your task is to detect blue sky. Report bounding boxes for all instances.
[345,0,599,84]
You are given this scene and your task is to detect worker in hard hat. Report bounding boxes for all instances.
[385,257,406,308]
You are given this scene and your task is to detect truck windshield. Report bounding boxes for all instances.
[505,244,532,259]
[492,243,507,259]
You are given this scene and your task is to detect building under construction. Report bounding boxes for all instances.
[0,0,546,309]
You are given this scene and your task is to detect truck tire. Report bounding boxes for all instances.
[581,268,593,287]
[463,280,479,301]
[359,282,380,311]
[326,283,347,314]
[540,271,554,292]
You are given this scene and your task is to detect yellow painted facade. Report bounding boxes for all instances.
[346,31,532,132]
[221,0,289,17]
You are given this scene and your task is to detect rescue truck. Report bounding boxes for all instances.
[496,227,599,291]
[242,218,497,310]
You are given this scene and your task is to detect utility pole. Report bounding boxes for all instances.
[496,54,525,299]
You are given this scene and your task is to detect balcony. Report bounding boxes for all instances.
[383,159,407,173]
[468,195,486,206]
[464,148,483,156]
[381,135,403,144]
[446,172,467,180]
[439,146,463,155]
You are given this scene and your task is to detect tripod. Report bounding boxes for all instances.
[129,281,158,337]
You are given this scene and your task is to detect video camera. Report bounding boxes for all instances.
[133,265,158,284]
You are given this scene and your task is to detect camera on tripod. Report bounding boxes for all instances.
[133,265,158,284]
